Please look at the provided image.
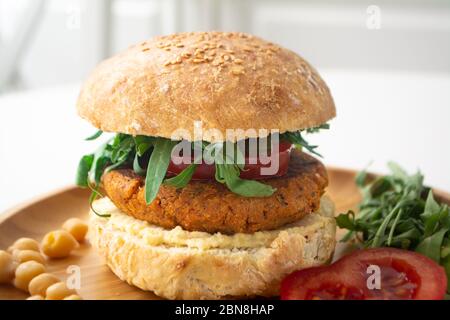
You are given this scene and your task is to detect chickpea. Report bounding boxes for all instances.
[14,261,45,291]
[0,250,17,284]
[28,273,60,297]
[41,230,78,258]
[62,218,88,242]
[8,238,40,253]
[27,295,44,300]
[46,282,76,300]
[13,250,46,265]
[63,294,82,300]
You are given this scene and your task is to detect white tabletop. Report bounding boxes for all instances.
[1,70,449,213]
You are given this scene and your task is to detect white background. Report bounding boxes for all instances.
[0,0,449,212]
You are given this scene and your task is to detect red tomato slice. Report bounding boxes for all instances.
[167,141,292,180]
[280,248,447,300]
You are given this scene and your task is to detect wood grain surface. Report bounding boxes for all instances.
[0,167,448,300]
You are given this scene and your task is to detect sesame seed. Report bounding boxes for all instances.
[194,49,204,55]
[231,67,244,75]
[193,58,205,63]
[234,58,243,64]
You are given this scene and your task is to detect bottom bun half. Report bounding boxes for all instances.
[89,196,336,300]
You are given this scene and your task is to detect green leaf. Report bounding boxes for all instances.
[88,140,112,185]
[145,138,178,204]
[372,206,399,247]
[369,177,392,197]
[281,131,322,157]
[387,208,403,246]
[336,212,357,230]
[421,190,443,237]
[442,251,450,293]
[104,158,127,173]
[91,156,109,185]
[442,238,450,259]
[133,153,146,176]
[75,154,94,187]
[306,123,330,133]
[415,228,448,263]
[164,164,198,188]
[85,130,103,141]
[215,163,275,197]
[111,136,134,163]
[355,170,368,188]
[387,161,409,182]
[88,186,110,217]
[134,136,154,156]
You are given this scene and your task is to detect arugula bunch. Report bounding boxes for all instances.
[76,126,328,213]
[336,162,450,291]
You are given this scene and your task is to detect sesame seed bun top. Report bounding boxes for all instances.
[76,31,336,142]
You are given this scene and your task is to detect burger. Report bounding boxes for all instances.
[75,31,337,299]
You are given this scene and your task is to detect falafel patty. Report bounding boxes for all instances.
[101,150,328,234]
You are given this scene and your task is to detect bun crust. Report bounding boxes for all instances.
[77,32,335,142]
[89,196,336,299]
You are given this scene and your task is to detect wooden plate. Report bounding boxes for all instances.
[1,167,449,300]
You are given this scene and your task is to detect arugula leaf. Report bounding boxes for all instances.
[164,164,198,188]
[442,238,450,292]
[215,163,276,197]
[76,154,94,187]
[336,211,358,230]
[110,136,134,162]
[415,228,448,263]
[133,153,146,176]
[306,123,330,133]
[355,170,368,188]
[421,190,443,237]
[441,238,450,259]
[144,138,178,204]
[88,186,110,217]
[280,124,329,157]
[387,161,410,182]
[281,131,322,157]
[134,136,154,156]
[85,130,103,141]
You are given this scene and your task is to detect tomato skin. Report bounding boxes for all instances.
[280,248,447,300]
[167,141,292,180]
